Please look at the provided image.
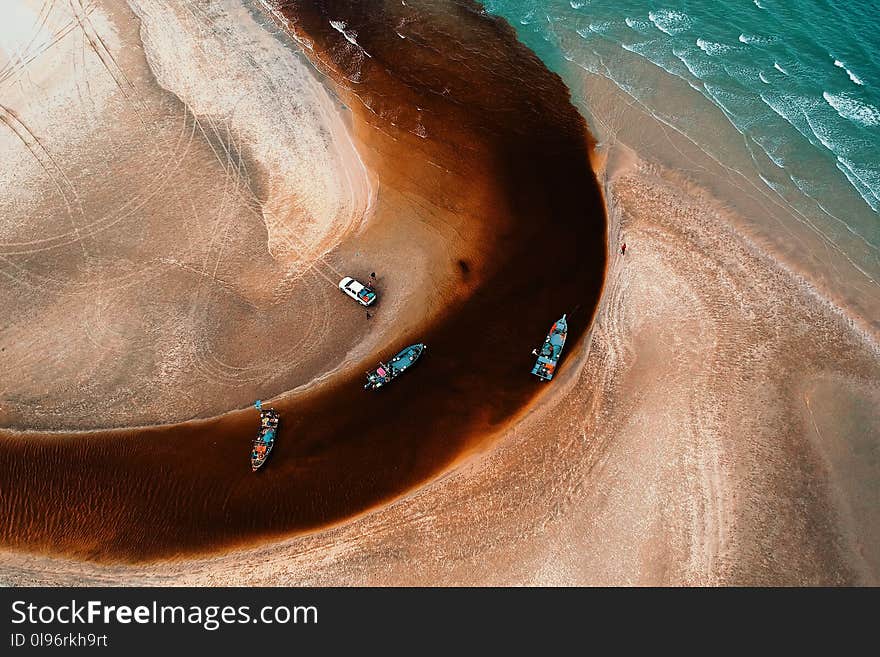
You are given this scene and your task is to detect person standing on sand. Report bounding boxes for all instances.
[621,242,627,255]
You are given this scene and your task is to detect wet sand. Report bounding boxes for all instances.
[5,139,877,585]
[2,0,878,585]
[0,0,605,561]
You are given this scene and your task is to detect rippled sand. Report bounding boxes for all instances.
[1,0,878,585]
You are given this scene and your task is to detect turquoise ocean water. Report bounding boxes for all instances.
[484,0,879,314]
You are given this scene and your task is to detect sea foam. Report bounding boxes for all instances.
[672,45,715,79]
[585,21,613,34]
[823,92,880,127]
[832,60,865,86]
[697,38,733,56]
[738,33,776,45]
[648,9,692,35]
[836,157,880,211]
[847,70,864,86]
[759,93,822,151]
[621,40,689,82]
[329,19,372,57]
[625,17,652,33]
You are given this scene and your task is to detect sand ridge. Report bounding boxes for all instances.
[130,0,374,270]
[0,0,385,430]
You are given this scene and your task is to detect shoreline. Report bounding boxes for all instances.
[571,67,880,345]
[1,0,877,584]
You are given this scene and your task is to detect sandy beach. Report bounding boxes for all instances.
[0,0,379,430]
[1,0,878,584]
[4,136,877,584]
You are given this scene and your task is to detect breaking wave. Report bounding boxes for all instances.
[823,92,880,127]
[833,60,865,86]
[329,19,372,57]
[696,38,733,56]
[738,33,776,45]
[624,17,652,33]
[648,9,692,36]
[836,157,880,212]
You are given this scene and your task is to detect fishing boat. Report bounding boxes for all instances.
[531,314,568,381]
[251,400,279,472]
[364,343,426,389]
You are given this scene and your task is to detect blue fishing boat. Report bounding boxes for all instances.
[365,343,426,389]
[531,314,568,381]
[251,400,279,471]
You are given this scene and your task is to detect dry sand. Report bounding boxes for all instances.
[1,0,878,584]
[0,0,382,430]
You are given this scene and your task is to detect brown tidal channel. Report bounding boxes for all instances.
[0,0,606,561]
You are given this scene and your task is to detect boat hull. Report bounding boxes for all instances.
[531,315,568,381]
[365,343,426,389]
[251,408,279,471]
